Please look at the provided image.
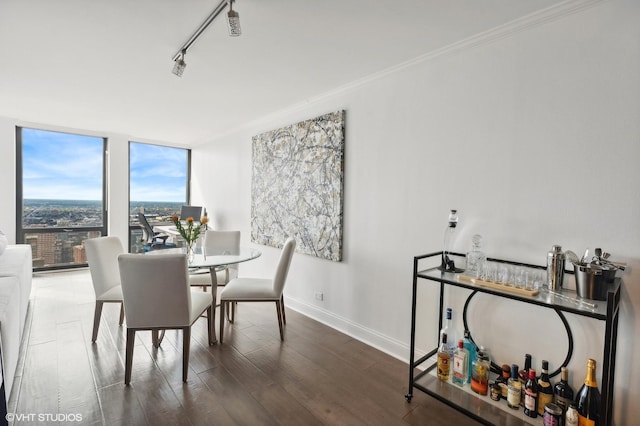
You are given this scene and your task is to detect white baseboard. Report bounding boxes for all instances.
[285,296,426,365]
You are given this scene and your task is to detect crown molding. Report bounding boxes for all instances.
[310,0,607,102]
[197,0,606,144]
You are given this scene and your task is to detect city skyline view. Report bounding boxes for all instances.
[19,128,191,268]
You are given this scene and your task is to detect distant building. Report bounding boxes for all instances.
[25,235,45,267]
[73,243,87,263]
[38,233,57,266]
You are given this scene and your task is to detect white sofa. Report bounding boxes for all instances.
[0,244,32,401]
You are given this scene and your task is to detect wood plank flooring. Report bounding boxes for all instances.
[8,269,480,425]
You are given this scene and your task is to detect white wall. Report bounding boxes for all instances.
[0,116,18,242]
[192,0,639,422]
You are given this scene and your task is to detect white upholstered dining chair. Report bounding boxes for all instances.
[188,230,241,287]
[118,252,214,384]
[85,236,125,343]
[219,237,296,343]
[188,230,241,321]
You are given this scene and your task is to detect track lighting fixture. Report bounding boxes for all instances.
[172,50,187,77]
[171,0,241,76]
[227,1,241,36]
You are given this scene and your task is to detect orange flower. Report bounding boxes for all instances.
[170,212,205,245]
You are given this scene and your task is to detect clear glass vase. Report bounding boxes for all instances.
[186,241,195,264]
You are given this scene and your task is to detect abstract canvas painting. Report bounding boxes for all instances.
[251,110,345,261]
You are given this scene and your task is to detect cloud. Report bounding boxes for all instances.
[20,131,189,202]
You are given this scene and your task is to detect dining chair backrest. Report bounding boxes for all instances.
[203,230,240,254]
[118,253,191,328]
[272,237,296,296]
[85,236,125,298]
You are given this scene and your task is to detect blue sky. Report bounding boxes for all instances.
[129,142,187,202]
[22,129,188,202]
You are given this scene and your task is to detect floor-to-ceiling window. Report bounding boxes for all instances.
[16,127,107,271]
[129,142,190,253]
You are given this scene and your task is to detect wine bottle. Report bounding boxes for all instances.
[576,359,601,426]
[524,368,538,418]
[519,354,532,407]
[554,366,575,413]
[437,333,451,381]
[537,360,554,415]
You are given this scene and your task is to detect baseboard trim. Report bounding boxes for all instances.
[285,296,426,365]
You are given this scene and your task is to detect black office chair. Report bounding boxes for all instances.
[138,213,175,251]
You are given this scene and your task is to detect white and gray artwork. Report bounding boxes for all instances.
[251,110,345,261]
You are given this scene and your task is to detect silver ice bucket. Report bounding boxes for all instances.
[573,263,616,301]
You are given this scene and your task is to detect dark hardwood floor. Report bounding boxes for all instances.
[8,269,480,425]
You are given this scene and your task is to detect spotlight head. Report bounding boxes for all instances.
[172,52,187,77]
[227,4,241,36]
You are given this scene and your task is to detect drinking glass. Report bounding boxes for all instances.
[497,264,511,286]
[514,266,526,289]
[482,262,497,282]
[534,270,546,291]
[525,268,536,291]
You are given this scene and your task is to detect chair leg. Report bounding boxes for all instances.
[275,301,284,340]
[125,329,136,385]
[219,301,226,344]
[119,303,125,326]
[91,301,104,343]
[152,330,159,348]
[281,295,286,325]
[183,327,191,383]
[228,301,236,323]
[207,305,215,345]
[211,283,218,340]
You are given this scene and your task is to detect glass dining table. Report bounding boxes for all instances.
[146,246,262,343]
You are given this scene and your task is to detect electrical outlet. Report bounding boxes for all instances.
[314,292,324,301]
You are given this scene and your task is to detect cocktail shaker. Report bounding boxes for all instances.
[547,245,565,290]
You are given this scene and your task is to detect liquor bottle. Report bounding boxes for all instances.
[554,366,575,413]
[462,330,477,384]
[439,307,456,354]
[537,360,554,416]
[437,333,451,381]
[524,368,538,418]
[565,402,579,426]
[471,349,490,395]
[495,364,510,400]
[575,359,601,426]
[519,354,532,407]
[452,339,469,386]
[507,364,521,410]
[479,345,492,370]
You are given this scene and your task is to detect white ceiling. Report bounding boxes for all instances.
[0,0,564,146]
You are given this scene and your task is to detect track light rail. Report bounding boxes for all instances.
[172,0,232,61]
